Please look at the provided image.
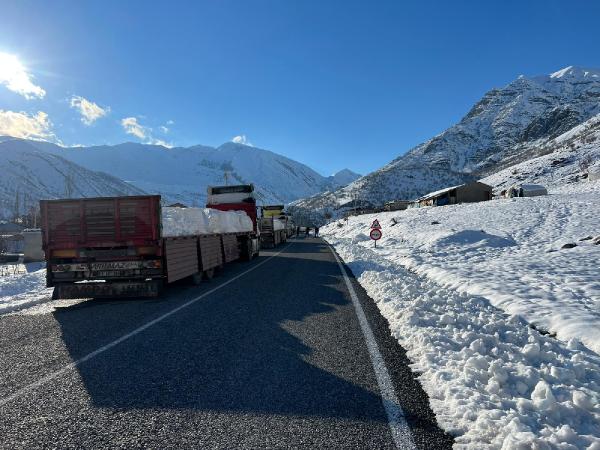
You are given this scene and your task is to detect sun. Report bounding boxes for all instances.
[0,51,46,99]
[0,52,27,85]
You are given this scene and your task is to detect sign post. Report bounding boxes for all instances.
[370,219,382,247]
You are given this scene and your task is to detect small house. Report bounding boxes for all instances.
[23,229,45,262]
[418,181,492,207]
[505,184,547,198]
[0,234,24,254]
[384,200,411,212]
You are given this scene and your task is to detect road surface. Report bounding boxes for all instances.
[0,237,453,449]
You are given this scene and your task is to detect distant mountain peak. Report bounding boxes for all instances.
[326,168,361,189]
[332,168,360,177]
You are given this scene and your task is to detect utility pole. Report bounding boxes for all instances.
[14,190,20,221]
[65,172,74,198]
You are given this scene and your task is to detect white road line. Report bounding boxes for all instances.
[0,244,291,408]
[329,244,416,450]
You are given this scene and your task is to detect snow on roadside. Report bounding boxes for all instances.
[325,182,600,355]
[322,182,600,448]
[324,235,600,448]
[0,263,54,314]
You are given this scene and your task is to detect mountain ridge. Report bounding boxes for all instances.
[0,139,145,218]
[292,65,600,214]
[0,137,360,216]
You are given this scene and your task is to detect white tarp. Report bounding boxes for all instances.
[161,207,252,237]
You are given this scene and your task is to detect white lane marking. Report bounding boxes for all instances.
[329,244,416,450]
[0,244,291,408]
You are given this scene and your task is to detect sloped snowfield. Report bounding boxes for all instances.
[322,182,600,448]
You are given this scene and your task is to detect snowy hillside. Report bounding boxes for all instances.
[21,140,355,207]
[482,113,600,192]
[295,66,600,212]
[322,181,600,448]
[0,139,145,219]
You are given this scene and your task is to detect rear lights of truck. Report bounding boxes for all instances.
[52,249,78,258]
[137,246,158,256]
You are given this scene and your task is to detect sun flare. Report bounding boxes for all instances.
[0,51,46,99]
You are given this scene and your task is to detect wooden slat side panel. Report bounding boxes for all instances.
[222,234,240,263]
[165,237,198,283]
[199,235,223,270]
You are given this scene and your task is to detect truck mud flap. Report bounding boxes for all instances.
[54,281,162,299]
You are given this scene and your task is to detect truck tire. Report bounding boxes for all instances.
[241,238,253,261]
[192,272,203,285]
[155,280,165,297]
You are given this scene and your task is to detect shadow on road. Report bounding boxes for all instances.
[51,238,390,422]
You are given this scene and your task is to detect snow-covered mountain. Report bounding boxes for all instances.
[482,112,600,191]
[0,139,145,219]
[21,140,355,207]
[294,66,600,212]
[326,169,361,187]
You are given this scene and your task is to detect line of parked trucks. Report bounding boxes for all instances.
[40,184,295,300]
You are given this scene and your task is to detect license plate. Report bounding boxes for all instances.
[91,261,141,270]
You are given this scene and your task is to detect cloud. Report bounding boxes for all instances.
[0,52,46,99]
[0,110,55,140]
[166,120,175,125]
[232,134,253,146]
[121,117,148,139]
[121,116,172,147]
[159,125,169,133]
[70,95,109,125]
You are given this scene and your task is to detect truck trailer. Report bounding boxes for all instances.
[41,192,259,300]
[259,205,288,248]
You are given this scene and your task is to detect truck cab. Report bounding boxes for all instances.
[206,184,260,258]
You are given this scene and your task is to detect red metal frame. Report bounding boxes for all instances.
[41,195,162,252]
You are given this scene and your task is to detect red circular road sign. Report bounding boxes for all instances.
[370,228,382,241]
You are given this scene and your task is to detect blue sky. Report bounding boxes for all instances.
[1,0,599,176]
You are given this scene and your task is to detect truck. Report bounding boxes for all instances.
[259,205,288,248]
[41,188,260,300]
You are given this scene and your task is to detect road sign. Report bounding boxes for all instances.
[369,228,382,241]
[370,219,381,229]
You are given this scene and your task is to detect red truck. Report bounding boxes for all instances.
[41,188,260,300]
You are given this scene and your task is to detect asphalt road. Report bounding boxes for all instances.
[0,237,453,449]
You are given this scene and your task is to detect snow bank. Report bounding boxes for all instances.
[324,186,600,355]
[322,185,600,447]
[323,236,600,448]
[0,263,53,314]
[161,207,252,236]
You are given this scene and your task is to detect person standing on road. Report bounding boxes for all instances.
[315,227,319,237]
[306,227,310,237]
